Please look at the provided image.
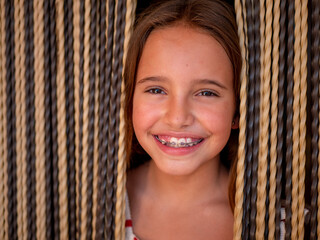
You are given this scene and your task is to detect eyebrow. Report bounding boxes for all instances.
[192,79,227,90]
[136,76,167,84]
[137,76,227,89]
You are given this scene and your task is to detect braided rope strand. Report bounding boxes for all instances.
[105,0,115,238]
[292,0,302,238]
[312,0,320,237]
[116,0,136,238]
[14,1,27,239]
[298,1,307,238]
[5,2,18,238]
[0,0,9,238]
[257,0,269,237]
[92,2,100,239]
[285,1,295,238]
[73,0,81,237]
[276,0,286,237]
[234,0,247,238]
[56,0,69,238]
[64,1,77,238]
[269,0,280,238]
[34,0,46,238]
[96,0,108,238]
[80,0,91,237]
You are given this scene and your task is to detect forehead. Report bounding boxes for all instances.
[136,24,233,87]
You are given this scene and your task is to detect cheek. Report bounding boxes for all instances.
[132,96,160,136]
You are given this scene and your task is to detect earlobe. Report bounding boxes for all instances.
[231,116,239,129]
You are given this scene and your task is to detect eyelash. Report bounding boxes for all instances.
[146,88,166,95]
[197,90,219,97]
[145,88,219,97]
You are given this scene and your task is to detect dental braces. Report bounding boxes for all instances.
[155,136,202,148]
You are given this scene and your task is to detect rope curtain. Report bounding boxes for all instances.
[234,0,320,240]
[0,0,319,240]
[0,0,135,239]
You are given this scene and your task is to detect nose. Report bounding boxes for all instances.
[163,96,194,129]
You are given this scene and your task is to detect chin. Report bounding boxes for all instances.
[152,157,204,176]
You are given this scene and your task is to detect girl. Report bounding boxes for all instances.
[124,0,241,239]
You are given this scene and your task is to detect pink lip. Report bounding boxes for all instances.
[153,135,204,156]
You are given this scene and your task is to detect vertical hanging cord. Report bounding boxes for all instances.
[298,0,308,239]
[234,0,248,238]
[5,1,18,239]
[73,0,80,237]
[312,0,320,238]
[115,0,136,238]
[292,0,302,238]
[257,0,269,237]
[105,1,115,239]
[56,0,69,239]
[269,0,280,238]
[81,0,91,238]
[85,0,97,238]
[64,0,77,238]
[277,0,286,237]
[92,1,100,239]
[34,0,46,238]
[14,1,27,239]
[244,0,255,237]
[0,1,9,239]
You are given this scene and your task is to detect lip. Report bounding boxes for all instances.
[152,134,205,156]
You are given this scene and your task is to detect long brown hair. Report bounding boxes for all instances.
[124,0,241,210]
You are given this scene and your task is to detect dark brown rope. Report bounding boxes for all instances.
[77,0,85,238]
[48,0,60,238]
[96,0,109,238]
[310,0,320,238]
[243,0,254,238]
[5,1,18,239]
[43,0,53,238]
[64,0,76,239]
[24,1,37,238]
[105,0,115,238]
[285,0,294,239]
[86,1,98,238]
[251,1,261,238]
[276,0,286,238]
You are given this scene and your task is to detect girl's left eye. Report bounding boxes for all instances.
[197,90,218,97]
[146,88,166,94]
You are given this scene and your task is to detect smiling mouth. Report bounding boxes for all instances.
[154,135,204,148]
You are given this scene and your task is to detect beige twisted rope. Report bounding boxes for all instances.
[92,10,100,238]
[14,1,28,239]
[80,0,91,238]
[0,1,9,239]
[115,0,136,238]
[234,0,248,238]
[269,0,280,238]
[292,0,302,238]
[73,0,81,238]
[34,0,46,239]
[56,1,69,239]
[257,0,270,237]
[298,1,308,239]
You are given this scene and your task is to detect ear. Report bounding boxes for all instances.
[231,116,239,129]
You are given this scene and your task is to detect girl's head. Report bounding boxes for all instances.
[124,0,241,209]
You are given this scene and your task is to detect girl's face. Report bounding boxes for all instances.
[132,24,237,176]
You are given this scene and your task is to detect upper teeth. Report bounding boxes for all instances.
[156,136,202,148]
